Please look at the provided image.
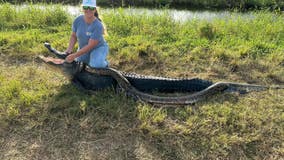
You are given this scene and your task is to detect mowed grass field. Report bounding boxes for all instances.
[0,3,283,159]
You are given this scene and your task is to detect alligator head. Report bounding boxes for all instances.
[38,42,83,79]
[37,55,81,80]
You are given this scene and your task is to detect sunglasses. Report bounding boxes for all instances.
[83,6,95,11]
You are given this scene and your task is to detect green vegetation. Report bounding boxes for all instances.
[0,3,283,159]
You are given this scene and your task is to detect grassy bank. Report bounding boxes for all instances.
[0,3,284,159]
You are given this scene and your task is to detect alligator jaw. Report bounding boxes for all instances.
[44,42,68,59]
[37,55,78,79]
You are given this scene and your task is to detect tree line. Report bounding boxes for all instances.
[2,0,284,10]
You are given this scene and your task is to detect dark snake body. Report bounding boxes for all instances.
[41,43,284,105]
[85,67,282,105]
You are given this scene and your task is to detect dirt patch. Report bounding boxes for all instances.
[0,121,164,160]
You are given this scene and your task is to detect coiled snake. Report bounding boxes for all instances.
[85,66,284,105]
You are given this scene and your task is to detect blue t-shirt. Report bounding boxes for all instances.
[72,15,107,49]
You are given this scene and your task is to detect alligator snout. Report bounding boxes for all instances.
[37,55,79,80]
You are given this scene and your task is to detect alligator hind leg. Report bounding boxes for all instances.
[115,84,128,95]
[115,84,123,94]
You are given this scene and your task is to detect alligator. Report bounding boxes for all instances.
[42,43,213,93]
[38,43,284,105]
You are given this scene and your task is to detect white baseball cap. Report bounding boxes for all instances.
[82,0,96,7]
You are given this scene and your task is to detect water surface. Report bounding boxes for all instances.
[65,6,256,22]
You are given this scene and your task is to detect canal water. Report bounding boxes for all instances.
[65,6,255,22]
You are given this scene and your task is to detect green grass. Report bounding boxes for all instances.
[0,3,283,159]
[0,3,70,30]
